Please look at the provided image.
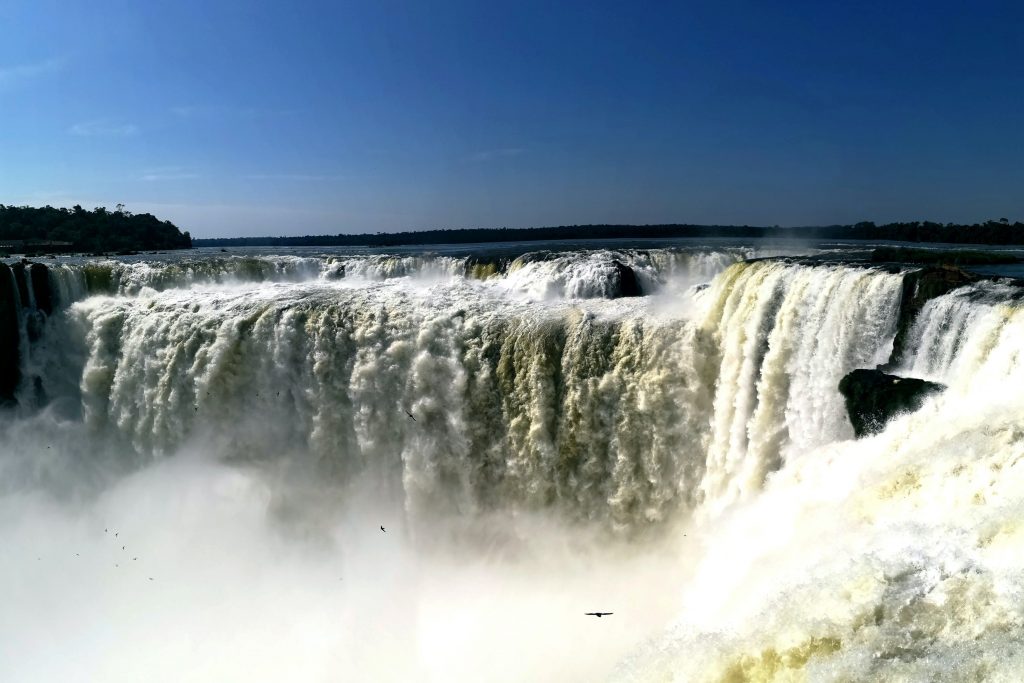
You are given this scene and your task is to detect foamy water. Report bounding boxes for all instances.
[3,244,1023,681]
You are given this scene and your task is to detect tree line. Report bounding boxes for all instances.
[194,220,1024,248]
[0,204,192,253]
[5,207,1022,252]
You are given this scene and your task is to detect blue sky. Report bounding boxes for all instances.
[1,0,1023,237]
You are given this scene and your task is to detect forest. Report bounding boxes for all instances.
[194,220,1024,248]
[5,206,1024,253]
[0,204,192,254]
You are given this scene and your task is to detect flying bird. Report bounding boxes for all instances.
[585,612,613,618]
[380,525,386,533]
[404,410,416,422]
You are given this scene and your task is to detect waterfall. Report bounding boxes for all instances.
[698,261,902,515]
[6,246,1024,681]
[18,258,904,529]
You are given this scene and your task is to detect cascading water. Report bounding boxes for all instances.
[619,274,1024,682]
[4,243,1024,681]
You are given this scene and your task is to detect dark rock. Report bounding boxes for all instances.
[872,246,1021,266]
[889,266,977,365]
[839,368,945,437]
[28,263,52,315]
[611,260,642,297]
[0,263,21,403]
[10,262,30,308]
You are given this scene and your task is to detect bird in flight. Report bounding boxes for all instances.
[404,410,416,422]
[380,525,386,533]
[585,612,613,618]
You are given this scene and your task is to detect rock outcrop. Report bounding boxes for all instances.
[611,259,642,297]
[839,368,945,437]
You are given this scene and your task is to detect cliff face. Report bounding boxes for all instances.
[0,260,59,404]
[0,264,20,403]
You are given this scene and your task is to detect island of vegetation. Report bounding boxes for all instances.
[0,204,192,255]
[194,219,1024,248]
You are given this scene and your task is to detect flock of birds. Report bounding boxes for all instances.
[36,408,613,619]
[38,526,156,581]
[103,528,152,580]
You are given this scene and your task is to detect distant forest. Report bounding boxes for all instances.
[6,207,1024,253]
[194,220,1024,248]
[0,205,192,253]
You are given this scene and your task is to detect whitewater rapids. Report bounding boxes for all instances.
[3,244,1024,681]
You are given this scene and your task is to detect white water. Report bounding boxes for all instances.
[3,249,1024,681]
[30,246,766,301]
[621,286,1024,681]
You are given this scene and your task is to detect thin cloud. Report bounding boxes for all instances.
[0,58,62,88]
[171,105,233,118]
[141,172,200,182]
[171,104,295,119]
[69,120,140,137]
[470,148,525,162]
[139,166,199,181]
[244,173,346,181]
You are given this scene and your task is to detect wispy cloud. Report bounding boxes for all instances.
[243,173,346,182]
[139,166,199,182]
[0,58,62,88]
[171,104,295,119]
[69,120,140,137]
[469,148,525,162]
[141,172,199,182]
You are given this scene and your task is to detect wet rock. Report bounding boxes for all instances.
[10,262,30,308]
[839,368,944,437]
[889,266,977,365]
[611,259,642,297]
[0,263,21,402]
[29,263,53,315]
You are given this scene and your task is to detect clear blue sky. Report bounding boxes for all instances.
[2,0,1022,237]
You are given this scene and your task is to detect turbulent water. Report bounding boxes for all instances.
[3,241,1024,681]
